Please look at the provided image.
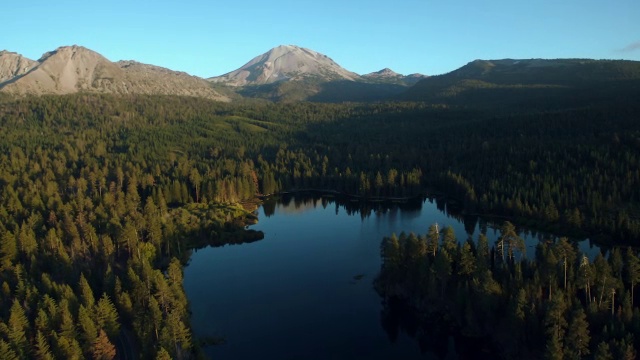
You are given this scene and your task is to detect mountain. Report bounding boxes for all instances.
[0,50,38,84]
[114,60,231,100]
[362,68,426,86]
[402,58,640,106]
[0,45,229,101]
[211,45,427,102]
[1,44,427,103]
[208,45,360,86]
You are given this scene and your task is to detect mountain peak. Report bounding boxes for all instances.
[273,44,300,50]
[0,45,229,101]
[209,45,359,86]
[38,45,101,62]
[365,68,400,77]
[0,50,38,84]
[361,68,427,86]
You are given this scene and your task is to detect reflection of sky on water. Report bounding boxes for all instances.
[269,195,600,258]
[185,194,601,360]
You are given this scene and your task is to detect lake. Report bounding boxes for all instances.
[183,194,600,359]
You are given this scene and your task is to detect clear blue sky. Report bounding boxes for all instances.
[3,0,639,77]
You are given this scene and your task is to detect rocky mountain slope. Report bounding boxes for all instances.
[208,45,361,86]
[211,45,427,102]
[0,46,229,101]
[0,51,38,84]
[12,46,633,106]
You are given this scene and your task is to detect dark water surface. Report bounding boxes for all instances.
[184,195,599,359]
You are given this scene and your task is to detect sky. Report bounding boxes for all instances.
[3,0,639,77]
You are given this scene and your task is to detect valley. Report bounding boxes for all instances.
[0,43,639,359]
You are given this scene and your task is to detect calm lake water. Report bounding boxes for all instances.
[183,194,600,359]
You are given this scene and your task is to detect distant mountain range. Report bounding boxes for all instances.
[1,45,639,104]
[0,46,230,101]
[208,45,424,87]
[208,45,426,102]
[402,58,640,106]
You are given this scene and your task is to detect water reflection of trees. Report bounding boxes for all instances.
[262,192,424,219]
[380,297,495,359]
[262,193,597,254]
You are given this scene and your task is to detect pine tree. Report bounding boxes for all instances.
[92,329,116,360]
[58,303,77,341]
[426,224,439,257]
[0,231,17,270]
[594,253,614,309]
[553,238,576,291]
[161,309,192,358]
[404,233,426,265]
[544,294,567,343]
[156,347,172,360]
[0,340,18,360]
[7,301,29,358]
[34,331,55,360]
[53,333,83,360]
[441,226,457,255]
[544,331,564,360]
[610,248,624,279]
[475,233,489,273]
[578,254,594,304]
[458,241,476,278]
[564,307,590,359]
[78,273,95,309]
[594,341,613,360]
[78,305,98,355]
[96,294,120,338]
[433,250,451,296]
[624,247,640,305]
[500,221,524,262]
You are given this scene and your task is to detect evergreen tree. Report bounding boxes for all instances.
[544,294,568,341]
[625,247,640,305]
[156,347,172,360]
[594,341,613,360]
[433,250,452,296]
[78,305,98,356]
[7,301,29,358]
[564,307,590,359]
[500,221,525,262]
[544,331,564,360]
[78,273,95,309]
[96,294,120,338]
[458,241,476,278]
[92,329,116,360]
[553,238,576,291]
[475,233,490,273]
[34,331,55,360]
[441,226,457,255]
[0,231,17,271]
[426,224,439,257]
[0,340,19,360]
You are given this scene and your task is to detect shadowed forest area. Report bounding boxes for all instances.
[376,224,640,359]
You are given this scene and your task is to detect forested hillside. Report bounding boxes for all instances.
[0,91,638,358]
[402,59,640,108]
[376,225,640,359]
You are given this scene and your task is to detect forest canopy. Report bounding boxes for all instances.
[0,90,638,358]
